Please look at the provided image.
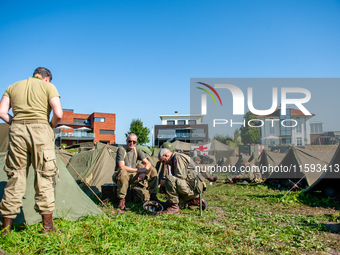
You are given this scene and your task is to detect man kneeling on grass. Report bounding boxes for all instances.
[158,148,207,214]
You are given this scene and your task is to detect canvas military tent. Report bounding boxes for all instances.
[303,144,340,194]
[172,140,191,154]
[0,123,9,153]
[137,145,152,155]
[58,149,74,166]
[219,154,253,177]
[0,151,103,225]
[219,156,240,177]
[217,157,228,167]
[191,139,235,162]
[258,150,286,179]
[96,142,117,151]
[267,146,336,188]
[66,147,115,195]
[151,148,160,158]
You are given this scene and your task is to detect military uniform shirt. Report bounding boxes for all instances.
[116,146,146,169]
[4,77,60,121]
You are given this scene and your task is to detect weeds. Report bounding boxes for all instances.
[1,182,339,254]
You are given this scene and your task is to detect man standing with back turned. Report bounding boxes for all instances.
[0,67,63,235]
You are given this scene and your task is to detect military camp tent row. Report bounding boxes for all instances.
[0,133,340,225]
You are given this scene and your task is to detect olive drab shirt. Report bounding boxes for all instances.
[165,153,196,180]
[4,77,60,121]
[115,146,146,171]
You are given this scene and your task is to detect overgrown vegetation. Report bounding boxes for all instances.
[1,182,340,254]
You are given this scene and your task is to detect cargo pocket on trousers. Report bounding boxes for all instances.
[41,149,58,177]
[177,179,193,196]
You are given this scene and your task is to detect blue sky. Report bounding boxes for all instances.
[0,0,339,144]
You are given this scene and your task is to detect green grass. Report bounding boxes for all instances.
[1,182,340,254]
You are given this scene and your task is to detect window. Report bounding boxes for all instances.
[310,123,323,134]
[297,137,302,146]
[178,120,185,125]
[280,109,292,136]
[270,126,275,134]
[94,118,105,123]
[281,138,291,144]
[176,129,190,138]
[167,120,175,125]
[188,120,196,125]
[99,130,115,135]
[158,129,176,138]
[296,117,302,133]
[191,128,205,138]
[73,118,87,124]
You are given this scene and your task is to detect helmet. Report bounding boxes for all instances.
[194,156,201,162]
[162,142,174,152]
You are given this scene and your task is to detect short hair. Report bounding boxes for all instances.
[127,133,137,139]
[33,67,52,81]
[158,148,171,159]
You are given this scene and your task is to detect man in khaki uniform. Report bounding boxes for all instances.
[158,148,207,214]
[228,158,263,184]
[193,156,218,182]
[114,133,160,210]
[0,67,63,235]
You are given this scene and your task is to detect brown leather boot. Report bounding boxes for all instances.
[160,203,179,214]
[42,214,55,234]
[207,176,218,182]
[1,217,13,236]
[118,198,126,210]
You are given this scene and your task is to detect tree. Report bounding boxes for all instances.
[213,134,233,144]
[234,129,240,142]
[125,119,150,145]
[239,111,261,144]
[233,129,241,146]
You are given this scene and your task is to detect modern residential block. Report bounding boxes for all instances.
[54,109,116,146]
[154,111,208,147]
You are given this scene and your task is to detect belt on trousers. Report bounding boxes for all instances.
[12,119,48,125]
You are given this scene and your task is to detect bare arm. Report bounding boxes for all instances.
[117,159,149,174]
[142,158,151,171]
[0,95,13,124]
[49,96,63,128]
[117,161,139,173]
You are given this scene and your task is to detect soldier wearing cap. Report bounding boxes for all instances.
[0,67,63,235]
[114,133,161,210]
[228,158,263,184]
[158,148,207,214]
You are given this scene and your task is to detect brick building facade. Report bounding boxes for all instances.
[55,109,116,146]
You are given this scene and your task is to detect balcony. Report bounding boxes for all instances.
[157,133,205,139]
[55,131,95,140]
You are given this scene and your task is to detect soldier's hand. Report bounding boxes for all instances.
[138,173,146,182]
[137,168,148,174]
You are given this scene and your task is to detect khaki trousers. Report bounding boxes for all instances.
[0,121,58,218]
[165,175,199,204]
[116,167,159,199]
